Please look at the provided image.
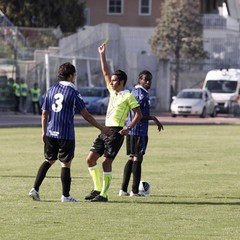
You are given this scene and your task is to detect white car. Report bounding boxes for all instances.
[170,88,217,118]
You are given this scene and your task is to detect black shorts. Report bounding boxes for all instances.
[126,135,148,157]
[44,137,75,162]
[90,127,124,160]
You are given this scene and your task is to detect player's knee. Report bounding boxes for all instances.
[86,156,96,167]
[45,159,56,165]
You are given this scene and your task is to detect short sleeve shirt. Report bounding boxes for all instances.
[127,85,150,136]
[105,84,139,127]
[42,81,86,140]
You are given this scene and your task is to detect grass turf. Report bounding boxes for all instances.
[1,125,240,240]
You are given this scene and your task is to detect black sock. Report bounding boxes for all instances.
[61,167,71,197]
[121,160,133,192]
[33,161,51,192]
[132,161,142,193]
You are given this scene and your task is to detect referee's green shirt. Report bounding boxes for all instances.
[105,85,139,127]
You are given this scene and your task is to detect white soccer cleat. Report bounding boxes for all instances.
[118,190,130,196]
[29,188,40,201]
[61,195,80,202]
[130,191,146,197]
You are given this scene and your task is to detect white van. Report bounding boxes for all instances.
[202,68,240,114]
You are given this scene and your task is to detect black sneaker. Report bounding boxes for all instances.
[91,195,108,202]
[85,190,101,200]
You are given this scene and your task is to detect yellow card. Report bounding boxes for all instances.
[103,38,109,45]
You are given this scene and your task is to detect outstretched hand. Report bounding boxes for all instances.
[157,122,164,132]
[101,126,112,136]
[153,117,164,132]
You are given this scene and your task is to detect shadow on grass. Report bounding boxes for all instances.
[4,175,240,206]
[109,199,240,206]
[26,197,240,205]
[109,194,240,206]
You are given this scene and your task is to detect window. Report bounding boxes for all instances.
[108,0,123,15]
[139,0,151,15]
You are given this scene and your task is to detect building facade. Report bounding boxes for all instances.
[81,0,164,27]
[81,0,236,27]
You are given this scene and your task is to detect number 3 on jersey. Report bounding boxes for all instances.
[52,93,64,112]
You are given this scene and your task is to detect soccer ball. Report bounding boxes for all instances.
[138,180,150,196]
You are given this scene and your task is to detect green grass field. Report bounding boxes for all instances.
[1,125,240,240]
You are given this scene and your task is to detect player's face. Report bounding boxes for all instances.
[110,75,123,92]
[139,75,152,90]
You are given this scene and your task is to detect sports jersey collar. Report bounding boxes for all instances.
[135,84,148,93]
[115,89,129,95]
[59,81,76,90]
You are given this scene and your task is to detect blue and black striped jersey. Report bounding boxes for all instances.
[127,85,150,136]
[42,81,85,140]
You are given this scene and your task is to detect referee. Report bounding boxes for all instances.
[84,43,142,202]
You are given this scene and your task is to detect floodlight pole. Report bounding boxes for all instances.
[86,60,93,87]
[45,53,50,92]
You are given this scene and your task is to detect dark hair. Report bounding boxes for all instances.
[112,69,127,86]
[138,70,152,81]
[58,62,76,81]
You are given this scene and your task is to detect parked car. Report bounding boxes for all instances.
[79,86,109,115]
[170,88,217,118]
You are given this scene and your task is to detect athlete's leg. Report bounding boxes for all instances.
[121,156,133,192]
[100,157,113,197]
[132,156,143,194]
[86,151,102,191]
[33,160,55,191]
[61,161,72,197]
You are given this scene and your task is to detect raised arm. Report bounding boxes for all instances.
[98,44,111,86]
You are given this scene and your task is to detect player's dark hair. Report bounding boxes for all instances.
[112,69,127,86]
[138,70,152,82]
[58,62,76,81]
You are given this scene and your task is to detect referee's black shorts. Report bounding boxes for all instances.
[90,127,124,160]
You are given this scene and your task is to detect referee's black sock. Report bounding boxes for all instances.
[61,167,71,197]
[121,159,133,192]
[33,161,51,192]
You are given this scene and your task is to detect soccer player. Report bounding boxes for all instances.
[84,43,142,202]
[119,70,164,197]
[29,62,111,202]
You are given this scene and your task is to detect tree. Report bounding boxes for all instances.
[0,0,86,33]
[149,0,208,94]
